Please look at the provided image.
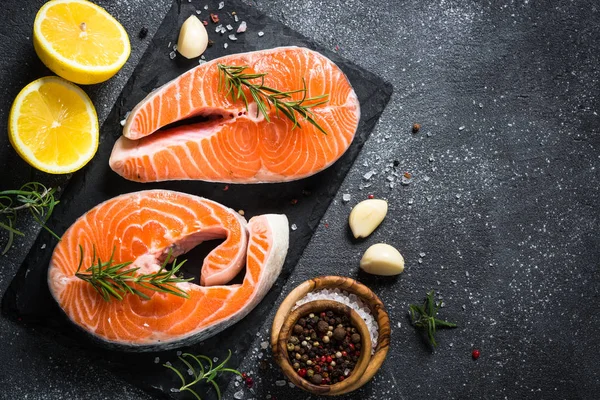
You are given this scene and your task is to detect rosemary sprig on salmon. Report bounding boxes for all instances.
[0,182,60,255]
[217,64,330,134]
[75,245,192,301]
[163,350,241,400]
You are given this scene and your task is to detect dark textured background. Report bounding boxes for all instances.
[1,1,599,400]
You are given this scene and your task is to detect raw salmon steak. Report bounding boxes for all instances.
[109,46,360,183]
[47,190,289,351]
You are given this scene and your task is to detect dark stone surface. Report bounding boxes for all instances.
[1,0,599,400]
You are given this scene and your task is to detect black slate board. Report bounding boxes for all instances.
[2,0,391,398]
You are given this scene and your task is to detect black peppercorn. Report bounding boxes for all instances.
[333,327,346,341]
[311,374,323,384]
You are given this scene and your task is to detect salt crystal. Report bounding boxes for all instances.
[466,271,470,277]
[258,353,263,359]
[120,118,126,126]
[288,382,295,388]
[363,170,375,180]
[199,59,207,64]
[397,322,401,328]
[429,155,435,162]
[226,24,234,31]
[234,14,239,22]
[419,252,426,257]
[479,102,483,108]
[342,193,351,202]
[459,126,465,131]
[41,243,46,249]
[275,380,287,387]
[386,175,394,182]
[260,341,269,349]
[234,389,244,399]
[196,9,201,14]
[215,24,223,32]
[451,280,457,284]
[258,31,264,37]
[173,44,178,51]
[188,368,194,376]
[237,21,247,33]
[218,1,225,9]
[169,51,176,59]
[456,193,461,199]
[418,258,423,264]
[229,34,237,41]
[176,351,182,356]
[291,223,297,231]
[204,5,209,10]
[423,176,430,182]
[266,395,272,399]
[170,388,180,393]
[154,357,160,364]
[224,43,229,49]
[408,198,414,205]
[165,361,172,367]
[213,357,219,362]
[143,322,149,327]
[426,196,433,202]
[234,381,239,387]
[168,41,172,48]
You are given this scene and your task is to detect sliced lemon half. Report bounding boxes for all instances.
[9,76,99,174]
[33,0,131,85]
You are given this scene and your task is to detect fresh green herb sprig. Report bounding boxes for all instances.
[217,64,330,134]
[0,182,60,255]
[409,290,457,348]
[75,246,192,302]
[163,350,241,400]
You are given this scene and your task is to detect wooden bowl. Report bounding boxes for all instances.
[271,276,390,395]
[275,300,372,395]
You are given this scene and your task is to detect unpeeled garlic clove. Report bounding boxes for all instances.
[360,243,404,276]
[177,15,208,59]
[348,199,388,239]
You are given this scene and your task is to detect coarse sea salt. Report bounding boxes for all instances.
[293,289,379,353]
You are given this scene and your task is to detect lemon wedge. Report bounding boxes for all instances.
[9,76,99,174]
[33,0,130,85]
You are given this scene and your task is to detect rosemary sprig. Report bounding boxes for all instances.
[163,350,241,400]
[75,246,193,302]
[0,182,60,255]
[409,290,457,348]
[217,64,330,134]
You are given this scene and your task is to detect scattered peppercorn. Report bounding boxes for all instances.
[210,13,220,23]
[472,349,480,360]
[412,123,421,133]
[138,27,148,39]
[202,20,209,26]
[368,194,374,199]
[245,376,254,388]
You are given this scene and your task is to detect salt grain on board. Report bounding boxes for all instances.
[237,21,247,33]
[229,34,237,41]
[218,1,225,9]
[258,31,264,36]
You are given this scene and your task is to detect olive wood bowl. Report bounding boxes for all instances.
[271,276,390,395]
[275,300,372,395]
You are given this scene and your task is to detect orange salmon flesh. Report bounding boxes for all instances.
[109,47,360,183]
[47,190,289,350]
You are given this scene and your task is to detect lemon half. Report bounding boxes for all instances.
[9,76,99,174]
[33,0,130,85]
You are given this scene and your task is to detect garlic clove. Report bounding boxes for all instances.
[360,243,404,276]
[348,199,388,239]
[177,15,208,59]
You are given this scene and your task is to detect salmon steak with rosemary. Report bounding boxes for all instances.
[109,46,360,183]
[47,190,289,351]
